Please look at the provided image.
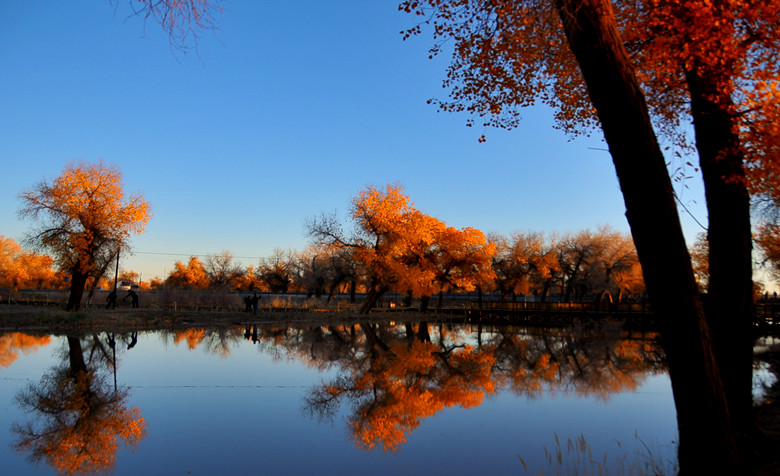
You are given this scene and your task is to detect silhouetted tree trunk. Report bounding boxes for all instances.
[405,322,416,342]
[417,322,431,342]
[359,285,389,314]
[540,279,551,303]
[360,322,391,352]
[554,0,739,471]
[66,336,87,377]
[66,269,89,312]
[420,295,431,312]
[687,68,755,443]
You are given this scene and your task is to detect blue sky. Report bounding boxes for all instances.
[0,1,711,282]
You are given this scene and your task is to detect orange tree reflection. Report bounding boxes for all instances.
[0,332,51,368]
[305,322,495,451]
[300,322,663,452]
[11,335,146,475]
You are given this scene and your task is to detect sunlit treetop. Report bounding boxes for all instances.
[18,160,151,274]
[400,0,779,191]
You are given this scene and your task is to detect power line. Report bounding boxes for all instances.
[132,251,269,260]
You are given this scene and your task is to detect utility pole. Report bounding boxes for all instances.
[113,246,120,293]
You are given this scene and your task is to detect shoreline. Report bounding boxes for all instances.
[0,304,453,333]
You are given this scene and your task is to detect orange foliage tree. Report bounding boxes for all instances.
[11,336,146,475]
[18,160,151,311]
[0,236,61,291]
[305,323,495,451]
[165,256,210,289]
[399,0,780,468]
[0,333,52,368]
[308,184,495,312]
[489,231,560,301]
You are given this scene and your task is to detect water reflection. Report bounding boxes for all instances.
[10,334,146,475]
[0,332,52,368]
[1,323,672,475]
[295,322,664,451]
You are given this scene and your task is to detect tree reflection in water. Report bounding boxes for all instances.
[0,332,51,368]
[11,334,146,475]
[291,321,666,452]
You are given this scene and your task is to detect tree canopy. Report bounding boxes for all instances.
[18,160,151,311]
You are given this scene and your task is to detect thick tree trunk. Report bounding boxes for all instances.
[66,336,87,376]
[417,321,431,342]
[554,0,739,471]
[66,269,89,312]
[359,285,389,314]
[420,295,431,312]
[687,68,755,442]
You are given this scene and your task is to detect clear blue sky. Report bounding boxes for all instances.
[0,1,712,283]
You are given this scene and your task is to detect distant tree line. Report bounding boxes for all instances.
[5,184,777,311]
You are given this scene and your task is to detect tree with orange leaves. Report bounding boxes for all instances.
[308,184,495,312]
[0,333,52,368]
[0,236,61,291]
[304,323,495,451]
[490,231,560,301]
[165,256,210,289]
[399,0,780,468]
[11,336,146,475]
[18,160,151,311]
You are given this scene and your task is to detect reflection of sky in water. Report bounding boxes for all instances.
[0,330,679,475]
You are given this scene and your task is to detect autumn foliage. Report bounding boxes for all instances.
[302,322,659,452]
[11,337,146,475]
[18,160,151,310]
[309,184,495,312]
[0,236,63,290]
[0,333,52,368]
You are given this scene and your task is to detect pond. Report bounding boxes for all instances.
[0,321,679,475]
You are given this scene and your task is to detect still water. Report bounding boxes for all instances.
[0,322,678,475]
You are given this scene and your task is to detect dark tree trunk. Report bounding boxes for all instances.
[687,68,755,442]
[359,285,389,314]
[360,322,391,353]
[405,322,415,342]
[403,290,413,307]
[554,0,739,471]
[540,279,551,303]
[417,322,431,342]
[420,295,430,312]
[66,336,87,377]
[66,269,89,312]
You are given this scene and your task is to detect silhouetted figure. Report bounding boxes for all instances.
[124,332,138,350]
[106,290,117,310]
[125,290,139,308]
[252,293,260,315]
[244,295,252,313]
